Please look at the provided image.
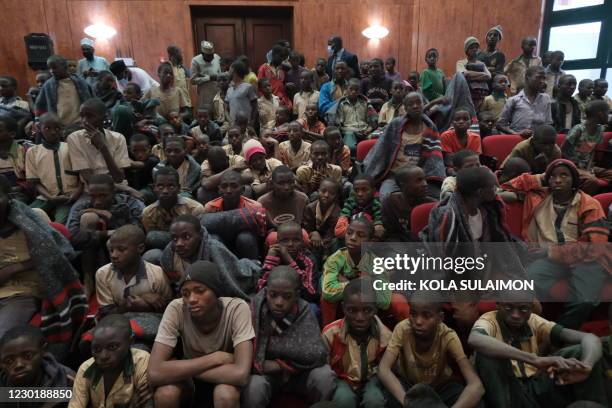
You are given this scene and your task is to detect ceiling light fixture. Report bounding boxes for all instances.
[362,25,389,40]
[84,23,117,40]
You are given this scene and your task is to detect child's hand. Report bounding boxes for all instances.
[310,231,323,248]
[374,224,385,240]
[278,245,294,264]
[267,244,281,258]
[84,123,106,150]
[520,129,533,138]
[231,161,248,172]
[125,296,149,312]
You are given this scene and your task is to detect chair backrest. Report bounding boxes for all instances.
[356,139,378,162]
[555,133,566,147]
[594,132,612,164]
[594,192,612,216]
[410,202,437,234]
[503,200,524,237]
[481,134,524,169]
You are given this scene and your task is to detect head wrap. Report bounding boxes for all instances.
[486,25,504,41]
[544,159,580,191]
[80,38,95,47]
[201,41,214,54]
[243,139,267,162]
[464,36,480,53]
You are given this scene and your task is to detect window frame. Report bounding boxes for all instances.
[541,0,612,79]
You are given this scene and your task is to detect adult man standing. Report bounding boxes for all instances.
[109,60,158,94]
[76,38,109,87]
[325,36,360,79]
[190,41,221,110]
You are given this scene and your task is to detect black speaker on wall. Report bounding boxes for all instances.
[24,33,54,70]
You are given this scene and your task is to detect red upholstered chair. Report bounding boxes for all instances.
[503,200,524,237]
[594,132,612,165]
[481,134,524,169]
[410,202,437,234]
[356,139,378,162]
[556,133,566,147]
[594,192,612,215]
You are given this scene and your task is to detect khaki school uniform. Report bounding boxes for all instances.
[296,163,342,194]
[0,229,42,299]
[473,311,558,378]
[66,129,131,183]
[56,78,81,125]
[293,90,320,119]
[222,144,244,158]
[278,140,311,171]
[257,95,279,133]
[378,101,406,125]
[69,348,152,408]
[95,261,173,309]
[144,85,189,118]
[200,154,246,179]
[25,142,80,199]
[141,196,205,233]
[386,320,466,386]
[155,297,255,358]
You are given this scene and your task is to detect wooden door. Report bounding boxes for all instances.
[192,7,292,69]
[193,17,245,60]
[245,17,292,69]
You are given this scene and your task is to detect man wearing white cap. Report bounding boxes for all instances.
[191,40,221,110]
[76,38,109,86]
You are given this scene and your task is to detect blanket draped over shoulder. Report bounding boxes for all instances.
[251,290,327,374]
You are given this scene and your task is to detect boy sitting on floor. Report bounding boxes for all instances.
[298,102,327,142]
[126,133,160,205]
[335,174,384,240]
[469,297,608,407]
[382,165,437,241]
[198,146,248,204]
[258,165,309,228]
[335,78,378,154]
[148,261,254,408]
[302,178,342,261]
[191,107,222,145]
[96,224,172,318]
[70,314,153,408]
[257,221,320,304]
[296,140,343,196]
[279,121,312,171]
[153,135,201,199]
[378,292,484,408]
[257,78,280,134]
[244,139,284,198]
[324,126,352,177]
[223,126,245,158]
[293,70,320,120]
[27,112,83,223]
[141,166,204,259]
[0,326,74,391]
[245,266,334,407]
[323,278,392,408]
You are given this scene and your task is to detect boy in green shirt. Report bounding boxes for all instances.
[420,48,445,102]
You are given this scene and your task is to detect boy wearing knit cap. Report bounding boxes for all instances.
[456,36,491,108]
[501,159,610,329]
[477,25,506,76]
[149,261,255,408]
[242,139,283,198]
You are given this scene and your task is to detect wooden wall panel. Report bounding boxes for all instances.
[472,0,544,68]
[415,0,474,76]
[0,0,543,98]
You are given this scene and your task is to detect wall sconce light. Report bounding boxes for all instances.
[362,25,389,40]
[84,24,117,40]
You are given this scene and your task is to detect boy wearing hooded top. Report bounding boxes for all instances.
[244,266,335,407]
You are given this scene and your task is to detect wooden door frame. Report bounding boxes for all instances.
[189,4,294,58]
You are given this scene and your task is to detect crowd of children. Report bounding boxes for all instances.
[0,25,611,408]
